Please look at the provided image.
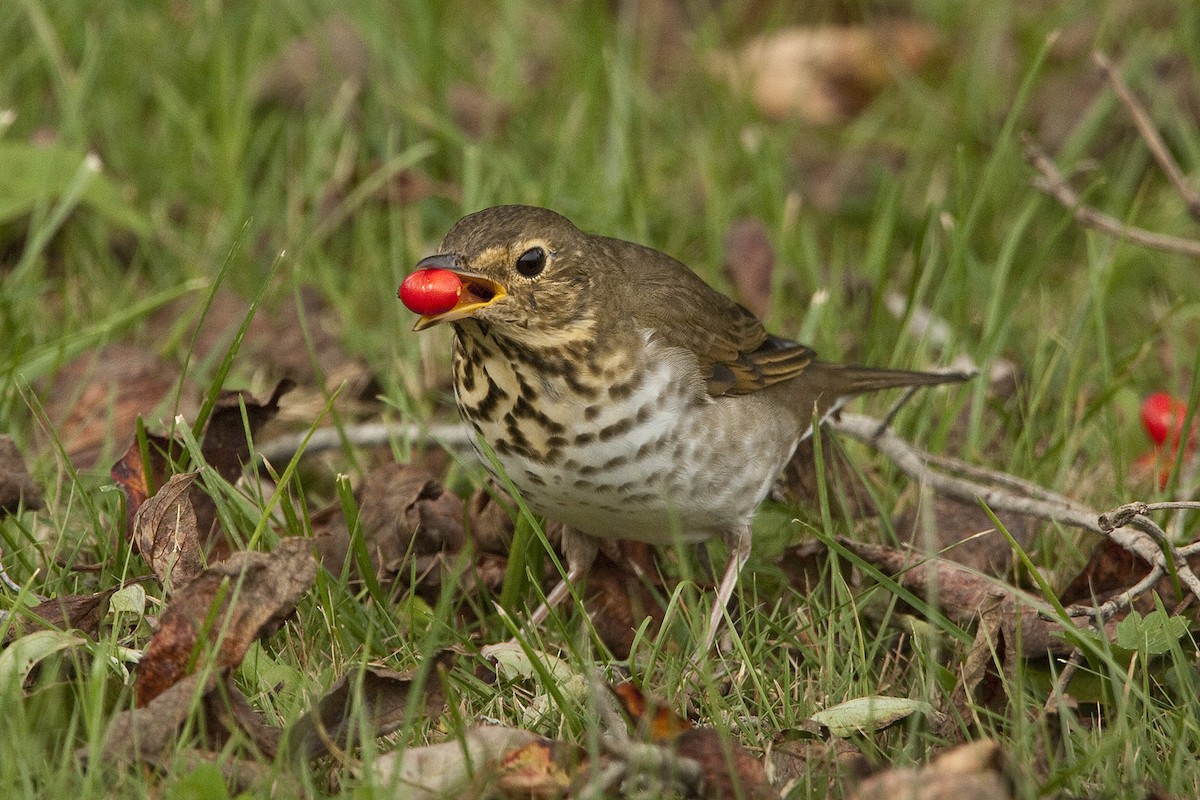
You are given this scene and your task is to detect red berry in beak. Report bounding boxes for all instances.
[399,268,464,316]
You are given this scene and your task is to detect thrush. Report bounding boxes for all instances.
[401,205,967,651]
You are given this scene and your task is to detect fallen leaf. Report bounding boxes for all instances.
[254,15,370,110]
[1,589,114,646]
[372,725,543,799]
[849,739,1014,800]
[285,656,453,762]
[135,538,317,705]
[467,481,516,555]
[202,379,295,487]
[315,462,467,597]
[611,680,693,742]
[45,344,191,469]
[0,629,85,689]
[712,23,941,124]
[110,431,179,533]
[944,591,1009,733]
[496,739,575,798]
[613,681,774,800]
[482,641,587,703]
[0,435,43,513]
[583,545,667,659]
[810,696,933,737]
[893,496,1033,578]
[130,471,205,591]
[674,727,776,800]
[94,673,219,765]
[723,217,775,319]
[836,537,1076,656]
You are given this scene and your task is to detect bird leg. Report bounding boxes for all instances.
[700,523,753,653]
[526,527,597,628]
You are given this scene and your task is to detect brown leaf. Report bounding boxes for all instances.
[110,431,182,537]
[203,379,295,486]
[584,546,667,659]
[95,673,220,766]
[0,435,42,514]
[612,681,694,742]
[893,497,1033,578]
[613,682,772,799]
[359,463,465,558]
[713,23,940,124]
[286,654,455,762]
[768,738,868,794]
[849,739,1014,800]
[496,739,576,798]
[254,15,369,110]
[676,727,775,800]
[1,589,114,646]
[837,538,1074,656]
[42,344,192,469]
[130,472,205,591]
[943,592,1010,736]
[723,218,775,319]
[135,538,317,705]
[88,672,295,793]
[468,481,516,555]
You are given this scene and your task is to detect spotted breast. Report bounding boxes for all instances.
[452,321,800,545]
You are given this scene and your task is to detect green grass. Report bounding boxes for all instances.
[3,0,1200,797]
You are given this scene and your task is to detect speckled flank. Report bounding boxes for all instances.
[454,326,799,544]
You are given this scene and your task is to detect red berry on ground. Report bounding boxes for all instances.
[1140,392,1191,447]
[399,269,463,316]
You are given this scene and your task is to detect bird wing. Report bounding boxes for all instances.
[618,239,815,396]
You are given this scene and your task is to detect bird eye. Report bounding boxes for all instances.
[515,246,547,278]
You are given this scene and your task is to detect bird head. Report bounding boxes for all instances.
[406,205,600,348]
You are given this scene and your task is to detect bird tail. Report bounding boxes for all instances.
[811,362,973,397]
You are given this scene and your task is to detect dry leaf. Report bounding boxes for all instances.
[43,344,192,469]
[583,548,667,659]
[613,681,773,800]
[712,23,940,124]
[372,725,543,799]
[0,435,43,514]
[1,588,115,646]
[130,471,205,591]
[850,739,1014,800]
[837,537,1075,656]
[135,538,317,705]
[723,217,775,319]
[286,656,454,762]
[893,496,1033,578]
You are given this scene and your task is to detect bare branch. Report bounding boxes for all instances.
[1022,134,1200,259]
[1094,51,1200,222]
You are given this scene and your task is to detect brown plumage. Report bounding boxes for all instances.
[404,205,968,651]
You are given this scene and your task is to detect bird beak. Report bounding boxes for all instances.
[409,254,508,331]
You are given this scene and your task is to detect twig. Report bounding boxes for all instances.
[1094,51,1200,222]
[1022,133,1200,259]
[0,547,25,593]
[255,421,475,465]
[1044,649,1085,715]
[828,413,1200,612]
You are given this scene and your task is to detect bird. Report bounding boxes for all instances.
[400,205,968,652]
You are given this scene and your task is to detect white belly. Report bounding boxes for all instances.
[457,334,799,544]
